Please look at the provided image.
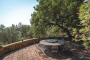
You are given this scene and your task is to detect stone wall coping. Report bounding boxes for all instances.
[3,38,40,47]
[3,41,22,47]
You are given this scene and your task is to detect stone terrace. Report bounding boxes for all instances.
[0,43,90,60]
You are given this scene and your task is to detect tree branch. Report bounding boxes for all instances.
[48,23,63,29]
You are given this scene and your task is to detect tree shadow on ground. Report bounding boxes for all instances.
[44,48,90,60]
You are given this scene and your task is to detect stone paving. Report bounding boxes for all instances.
[0,44,90,60]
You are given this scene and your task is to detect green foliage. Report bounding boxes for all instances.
[30,0,83,38]
[0,22,33,45]
[73,2,90,49]
[26,26,34,38]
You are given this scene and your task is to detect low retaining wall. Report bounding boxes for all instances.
[0,38,41,57]
[0,37,69,57]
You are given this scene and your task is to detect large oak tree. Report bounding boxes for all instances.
[30,0,83,39]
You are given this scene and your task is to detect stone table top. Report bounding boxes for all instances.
[40,39,65,46]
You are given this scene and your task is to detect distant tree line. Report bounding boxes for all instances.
[0,22,33,45]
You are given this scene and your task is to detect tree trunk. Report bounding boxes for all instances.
[63,28,72,41]
[56,23,72,38]
[49,23,73,41]
[12,37,13,43]
[6,39,10,44]
[5,37,10,44]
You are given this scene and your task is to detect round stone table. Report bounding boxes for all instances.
[40,39,65,46]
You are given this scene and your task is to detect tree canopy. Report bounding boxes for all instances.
[30,0,83,38]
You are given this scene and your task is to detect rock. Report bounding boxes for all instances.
[0,45,2,48]
[0,45,3,51]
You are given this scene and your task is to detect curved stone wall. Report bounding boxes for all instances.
[0,37,69,57]
[0,38,41,57]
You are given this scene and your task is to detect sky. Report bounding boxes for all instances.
[0,0,39,27]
